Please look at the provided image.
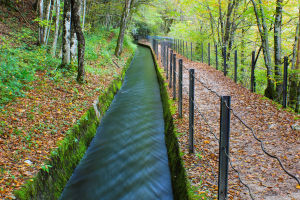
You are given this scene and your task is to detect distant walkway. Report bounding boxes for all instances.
[60,46,173,200]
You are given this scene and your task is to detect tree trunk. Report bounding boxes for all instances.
[274,0,283,101]
[224,0,234,48]
[43,0,52,43]
[206,3,216,45]
[218,0,224,47]
[240,28,246,85]
[71,0,82,61]
[46,0,55,45]
[289,22,299,109]
[51,0,60,57]
[38,0,44,45]
[62,0,71,67]
[251,0,275,99]
[115,0,134,57]
[295,8,300,112]
[226,2,239,67]
[82,0,86,30]
[70,23,78,62]
[71,0,85,83]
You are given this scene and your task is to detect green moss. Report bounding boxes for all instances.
[14,54,134,200]
[15,108,98,200]
[139,43,190,200]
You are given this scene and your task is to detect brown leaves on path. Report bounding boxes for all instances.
[157,45,300,200]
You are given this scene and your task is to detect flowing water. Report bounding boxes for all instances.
[60,46,173,200]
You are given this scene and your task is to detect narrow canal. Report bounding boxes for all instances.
[60,45,174,200]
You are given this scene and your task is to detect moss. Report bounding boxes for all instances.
[138,43,190,200]
[15,108,98,200]
[14,54,135,200]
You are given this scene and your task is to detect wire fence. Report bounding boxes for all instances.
[146,37,300,200]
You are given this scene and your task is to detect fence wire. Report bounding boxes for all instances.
[168,44,300,187]
[224,150,255,200]
[163,47,254,198]
[193,102,219,142]
[192,74,221,98]
[158,44,299,199]
[179,79,219,186]
[224,102,300,186]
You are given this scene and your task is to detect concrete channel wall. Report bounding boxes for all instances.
[15,56,134,200]
[15,43,190,200]
[138,42,190,200]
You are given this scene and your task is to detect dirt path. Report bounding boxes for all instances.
[157,44,300,199]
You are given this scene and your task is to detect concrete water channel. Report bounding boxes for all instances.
[60,46,174,199]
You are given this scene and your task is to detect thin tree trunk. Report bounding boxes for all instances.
[291,23,299,70]
[62,0,71,67]
[295,8,300,112]
[43,0,52,43]
[206,3,216,45]
[250,0,275,99]
[46,0,55,45]
[71,0,85,82]
[218,0,224,47]
[82,0,86,30]
[224,0,234,48]
[39,0,44,44]
[115,0,134,57]
[240,28,246,85]
[289,21,299,109]
[274,0,283,101]
[71,0,82,61]
[70,23,77,61]
[51,0,60,57]
[226,2,239,67]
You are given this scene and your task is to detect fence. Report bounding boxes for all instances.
[149,36,292,109]
[148,37,300,200]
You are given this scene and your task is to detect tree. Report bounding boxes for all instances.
[38,0,44,44]
[71,0,85,82]
[51,0,60,57]
[289,21,299,110]
[115,0,135,57]
[43,0,53,43]
[62,0,71,66]
[250,0,275,99]
[45,0,56,45]
[274,0,283,101]
[82,0,86,29]
[295,8,300,112]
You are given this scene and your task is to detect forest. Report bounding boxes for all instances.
[0,0,299,199]
[1,0,299,110]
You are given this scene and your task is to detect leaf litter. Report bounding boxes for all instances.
[156,44,300,200]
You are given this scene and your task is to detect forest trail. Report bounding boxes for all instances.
[60,46,173,199]
[157,44,300,199]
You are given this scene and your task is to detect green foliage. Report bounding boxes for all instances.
[0,26,137,107]
[0,29,60,106]
[134,21,151,37]
[85,27,136,68]
[40,165,52,173]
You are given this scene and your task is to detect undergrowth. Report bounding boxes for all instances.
[0,27,136,107]
[0,28,60,106]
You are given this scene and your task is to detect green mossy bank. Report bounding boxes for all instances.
[138,43,190,200]
[14,55,134,200]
